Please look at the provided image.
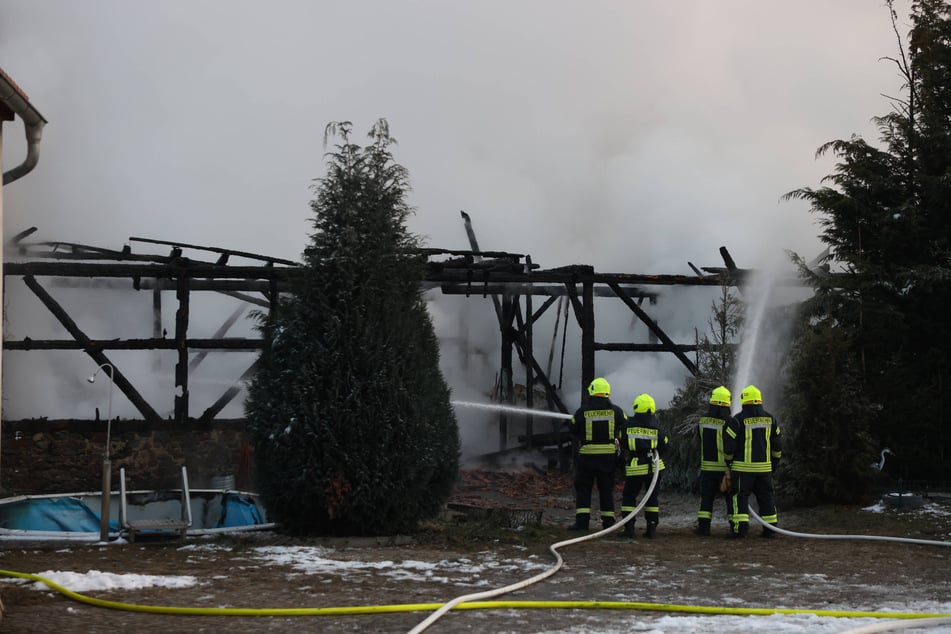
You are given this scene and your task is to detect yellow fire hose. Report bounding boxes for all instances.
[2,568,950,621]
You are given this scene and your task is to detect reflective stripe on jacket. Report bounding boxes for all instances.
[621,412,669,476]
[724,404,782,473]
[570,397,625,455]
[698,405,734,471]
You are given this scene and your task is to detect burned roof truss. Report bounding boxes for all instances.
[2,217,756,455]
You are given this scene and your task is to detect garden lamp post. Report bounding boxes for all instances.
[88,363,114,542]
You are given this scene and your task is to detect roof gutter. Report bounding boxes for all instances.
[1,68,48,185]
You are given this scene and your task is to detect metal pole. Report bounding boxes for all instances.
[100,458,111,542]
[89,364,114,542]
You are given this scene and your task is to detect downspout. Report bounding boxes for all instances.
[1,67,47,493]
[1,68,48,185]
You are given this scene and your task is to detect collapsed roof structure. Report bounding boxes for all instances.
[2,213,775,459]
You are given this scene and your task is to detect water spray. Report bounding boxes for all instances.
[451,400,573,420]
[734,271,773,393]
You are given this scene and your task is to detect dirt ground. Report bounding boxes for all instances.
[1,469,950,633]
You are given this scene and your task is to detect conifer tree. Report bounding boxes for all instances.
[784,0,951,485]
[245,119,460,535]
[778,268,878,504]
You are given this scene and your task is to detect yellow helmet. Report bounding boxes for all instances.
[710,386,731,407]
[632,393,656,414]
[741,385,762,405]
[588,377,611,397]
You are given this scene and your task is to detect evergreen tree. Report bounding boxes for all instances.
[778,256,879,504]
[784,0,951,486]
[244,119,460,536]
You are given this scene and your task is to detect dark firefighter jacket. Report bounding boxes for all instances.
[569,395,625,456]
[724,403,782,473]
[698,404,735,472]
[620,411,669,476]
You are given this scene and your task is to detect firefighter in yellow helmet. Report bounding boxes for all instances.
[695,386,737,536]
[567,377,627,531]
[724,384,782,538]
[618,393,669,539]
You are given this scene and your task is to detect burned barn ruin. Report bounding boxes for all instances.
[0,214,757,492]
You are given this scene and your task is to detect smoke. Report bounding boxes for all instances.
[1,1,910,456]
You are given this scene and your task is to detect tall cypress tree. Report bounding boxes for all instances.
[245,119,460,535]
[784,0,951,485]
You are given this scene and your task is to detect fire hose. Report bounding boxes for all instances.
[2,454,949,631]
[405,451,662,634]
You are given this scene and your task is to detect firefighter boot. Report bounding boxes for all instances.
[645,521,658,539]
[601,517,615,530]
[728,522,749,539]
[694,519,711,537]
[762,523,777,538]
[622,515,636,538]
[567,514,590,531]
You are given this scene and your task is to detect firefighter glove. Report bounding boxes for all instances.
[719,468,732,493]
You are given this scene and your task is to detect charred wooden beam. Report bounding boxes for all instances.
[524,256,534,443]
[174,274,190,421]
[581,282,595,391]
[719,245,738,271]
[129,235,298,266]
[437,283,658,300]
[3,338,262,350]
[4,261,294,279]
[13,246,191,264]
[10,226,38,243]
[596,343,702,352]
[41,276,291,295]
[152,286,162,370]
[1,418,248,433]
[564,281,584,326]
[687,262,706,278]
[188,305,247,372]
[214,290,271,308]
[507,314,570,415]
[199,361,258,422]
[430,269,725,286]
[5,257,765,288]
[499,291,515,451]
[21,274,162,422]
[530,295,559,326]
[460,210,503,324]
[420,246,527,259]
[608,282,699,376]
[525,355,568,413]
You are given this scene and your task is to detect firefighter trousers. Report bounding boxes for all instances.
[731,471,777,535]
[698,470,733,527]
[573,453,617,522]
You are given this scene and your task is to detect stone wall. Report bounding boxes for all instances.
[0,424,252,495]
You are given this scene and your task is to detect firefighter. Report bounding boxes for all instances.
[619,393,669,539]
[567,377,626,531]
[724,384,782,538]
[695,386,736,536]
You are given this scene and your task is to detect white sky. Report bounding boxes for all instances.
[3,499,950,633]
[0,1,915,443]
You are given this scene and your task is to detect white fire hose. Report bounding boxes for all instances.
[406,452,661,634]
